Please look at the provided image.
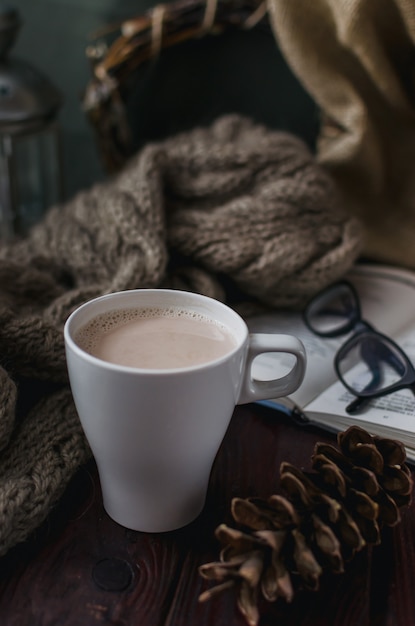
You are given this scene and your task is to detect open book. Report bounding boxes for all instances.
[247,263,415,463]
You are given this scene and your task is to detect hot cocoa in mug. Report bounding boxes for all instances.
[64,289,306,532]
[75,306,238,370]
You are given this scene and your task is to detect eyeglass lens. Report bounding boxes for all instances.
[306,282,359,336]
[336,332,409,397]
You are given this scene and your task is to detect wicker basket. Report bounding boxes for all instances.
[83,0,269,172]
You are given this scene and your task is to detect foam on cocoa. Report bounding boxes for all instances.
[74,306,237,369]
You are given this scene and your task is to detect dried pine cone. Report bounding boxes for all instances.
[199,425,413,626]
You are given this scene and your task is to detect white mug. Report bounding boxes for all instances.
[64,289,306,532]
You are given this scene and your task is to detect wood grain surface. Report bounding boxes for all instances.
[0,404,413,625]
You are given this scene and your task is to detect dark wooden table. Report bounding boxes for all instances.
[0,403,414,626]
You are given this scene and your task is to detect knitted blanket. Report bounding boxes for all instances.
[0,115,362,556]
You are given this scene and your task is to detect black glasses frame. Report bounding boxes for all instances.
[303,280,415,414]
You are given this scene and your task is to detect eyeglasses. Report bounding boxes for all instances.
[303,281,415,414]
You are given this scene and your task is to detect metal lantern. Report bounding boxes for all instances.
[0,5,63,240]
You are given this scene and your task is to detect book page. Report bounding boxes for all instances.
[347,264,415,336]
[305,379,415,441]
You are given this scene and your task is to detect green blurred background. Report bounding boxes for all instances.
[10,0,319,202]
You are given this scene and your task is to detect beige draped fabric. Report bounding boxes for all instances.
[268,0,415,267]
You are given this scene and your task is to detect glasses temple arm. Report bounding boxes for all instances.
[345,395,373,414]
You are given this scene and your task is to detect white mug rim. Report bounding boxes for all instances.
[64,288,248,376]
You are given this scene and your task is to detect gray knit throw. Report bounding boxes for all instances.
[0,115,362,556]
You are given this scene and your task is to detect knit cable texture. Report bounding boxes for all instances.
[0,114,362,556]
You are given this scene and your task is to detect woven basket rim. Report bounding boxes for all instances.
[82,0,270,172]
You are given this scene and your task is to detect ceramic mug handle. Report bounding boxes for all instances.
[237,333,306,404]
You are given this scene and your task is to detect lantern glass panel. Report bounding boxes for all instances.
[0,122,62,239]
